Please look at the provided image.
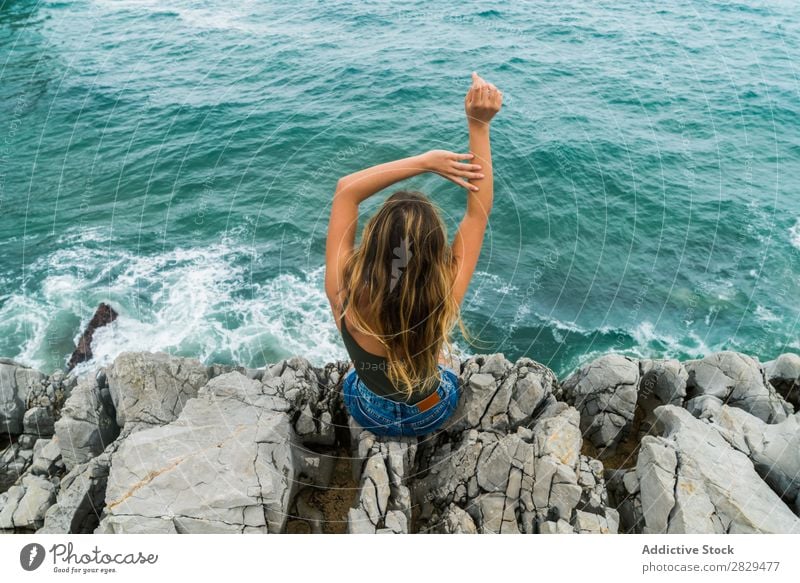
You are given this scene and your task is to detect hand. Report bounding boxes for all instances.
[421,149,484,191]
[465,71,503,126]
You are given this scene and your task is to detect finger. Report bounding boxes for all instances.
[448,152,476,161]
[451,162,483,172]
[447,174,479,191]
[451,166,485,179]
[449,159,482,169]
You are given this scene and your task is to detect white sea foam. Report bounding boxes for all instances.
[537,313,589,335]
[91,0,267,34]
[462,270,519,312]
[1,221,782,376]
[630,320,711,358]
[0,295,53,372]
[755,304,780,323]
[85,261,347,372]
[1,227,347,374]
[790,218,800,251]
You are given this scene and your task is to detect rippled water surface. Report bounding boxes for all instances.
[1,0,798,377]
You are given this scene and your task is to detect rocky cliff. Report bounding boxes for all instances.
[1,350,799,534]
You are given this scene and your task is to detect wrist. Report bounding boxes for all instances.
[416,152,432,172]
[468,120,491,133]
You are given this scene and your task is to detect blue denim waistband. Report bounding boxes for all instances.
[346,365,457,414]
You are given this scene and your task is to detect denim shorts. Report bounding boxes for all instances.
[343,365,461,437]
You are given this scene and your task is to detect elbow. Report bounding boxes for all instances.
[334,177,358,205]
[465,204,493,223]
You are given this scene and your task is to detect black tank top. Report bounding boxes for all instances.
[339,304,439,405]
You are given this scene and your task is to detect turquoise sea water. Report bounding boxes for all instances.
[1,0,798,379]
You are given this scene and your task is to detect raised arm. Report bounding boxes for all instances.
[452,72,503,306]
[325,150,482,323]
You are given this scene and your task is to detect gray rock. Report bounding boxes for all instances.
[30,437,63,477]
[638,359,688,435]
[622,470,640,494]
[480,353,513,376]
[433,504,477,533]
[384,510,408,533]
[360,454,390,525]
[106,351,209,429]
[295,404,316,436]
[413,389,616,535]
[684,351,792,423]
[471,492,519,533]
[639,359,688,405]
[17,434,36,449]
[574,509,619,533]
[644,405,800,533]
[540,518,574,534]
[23,406,55,437]
[764,353,800,408]
[261,357,345,447]
[0,473,57,530]
[11,474,57,529]
[346,507,375,534]
[99,372,296,534]
[709,405,800,511]
[448,355,559,434]
[54,376,118,471]
[1,442,29,491]
[605,469,643,534]
[38,453,111,534]
[636,437,678,534]
[559,354,639,454]
[0,483,25,529]
[576,455,611,513]
[206,363,246,378]
[684,395,723,419]
[244,368,263,381]
[4,348,793,537]
[96,514,178,534]
[346,416,417,534]
[1,361,46,435]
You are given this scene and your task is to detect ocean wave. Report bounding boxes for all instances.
[630,321,710,358]
[0,222,791,377]
[1,227,347,374]
[461,270,519,312]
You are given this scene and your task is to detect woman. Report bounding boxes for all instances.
[325,71,503,437]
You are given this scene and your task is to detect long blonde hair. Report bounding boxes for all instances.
[342,190,466,400]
